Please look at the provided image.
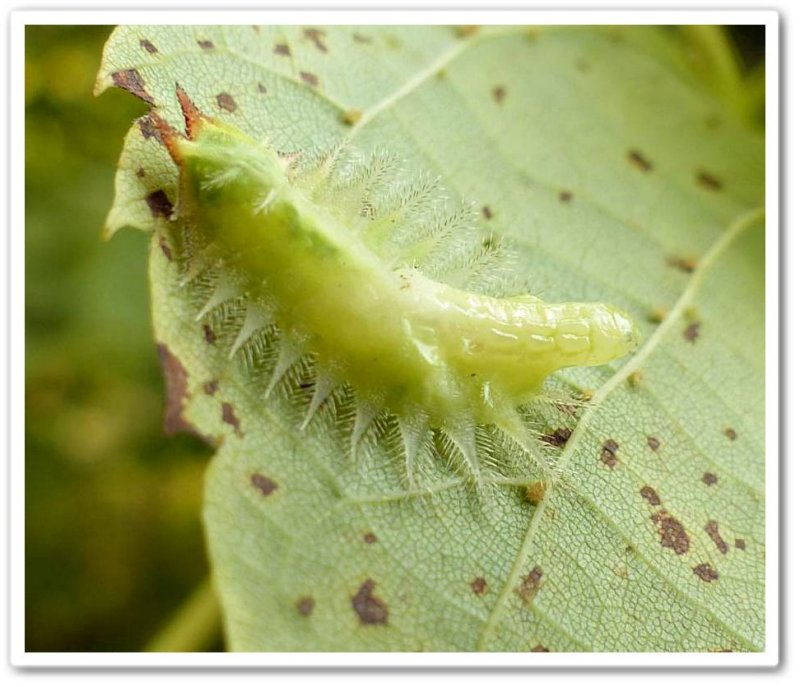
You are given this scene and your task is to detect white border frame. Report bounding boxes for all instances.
[7,8,780,669]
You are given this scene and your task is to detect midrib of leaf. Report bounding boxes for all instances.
[475,205,765,651]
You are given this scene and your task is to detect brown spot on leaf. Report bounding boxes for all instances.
[648,306,667,323]
[303,28,328,53]
[640,486,661,506]
[668,255,697,273]
[647,436,661,451]
[145,190,173,219]
[627,370,644,388]
[491,85,506,104]
[140,39,158,54]
[518,566,543,603]
[216,92,237,113]
[456,25,480,38]
[652,510,690,555]
[157,344,191,436]
[696,170,723,191]
[683,321,701,343]
[363,531,378,544]
[257,82,267,94]
[136,167,146,178]
[724,427,737,441]
[541,427,572,449]
[525,480,547,506]
[471,577,488,596]
[203,380,219,396]
[112,69,154,104]
[351,579,388,625]
[341,109,362,126]
[295,596,314,616]
[531,644,550,652]
[600,438,619,468]
[197,38,215,50]
[300,71,319,87]
[221,402,242,436]
[627,149,653,172]
[701,472,718,486]
[481,205,494,220]
[704,520,729,554]
[353,32,372,44]
[274,43,291,56]
[138,116,160,141]
[735,538,746,551]
[202,324,216,345]
[693,563,719,582]
[251,473,278,496]
[559,190,573,203]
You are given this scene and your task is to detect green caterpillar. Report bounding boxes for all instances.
[152,87,640,483]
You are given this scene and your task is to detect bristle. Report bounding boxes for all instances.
[398,410,430,487]
[195,278,239,321]
[229,305,270,360]
[443,420,482,486]
[350,401,380,459]
[300,373,337,430]
[264,338,302,398]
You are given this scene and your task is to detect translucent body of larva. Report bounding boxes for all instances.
[154,89,639,479]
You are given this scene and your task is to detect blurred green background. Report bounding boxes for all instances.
[24,24,765,652]
[25,25,213,652]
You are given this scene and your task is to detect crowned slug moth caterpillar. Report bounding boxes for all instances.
[151,87,639,483]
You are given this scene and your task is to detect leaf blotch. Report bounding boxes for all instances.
[696,170,723,191]
[541,427,572,449]
[197,38,215,51]
[647,436,661,451]
[525,480,547,506]
[145,190,173,219]
[353,32,372,44]
[303,28,328,53]
[693,563,719,582]
[216,92,237,113]
[701,472,718,486]
[683,321,701,343]
[704,520,729,554]
[600,438,619,468]
[351,579,388,625]
[203,380,219,396]
[136,167,146,178]
[735,538,746,551]
[559,190,573,203]
[221,402,242,436]
[640,486,661,507]
[363,531,378,544]
[518,566,543,603]
[627,149,653,173]
[724,427,737,441]
[257,82,267,94]
[112,69,154,104]
[668,255,697,273]
[491,85,506,104]
[274,43,291,56]
[157,344,191,436]
[251,473,278,497]
[138,116,160,141]
[202,324,216,345]
[341,109,363,126]
[300,71,320,88]
[651,510,690,555]
[471,577,488,596]
[139,39,158,54]
[295,596,315,616]
[531,644,550,652]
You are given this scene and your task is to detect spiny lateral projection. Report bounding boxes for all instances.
[152,87,640,485]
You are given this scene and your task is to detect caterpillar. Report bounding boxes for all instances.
[151,86,640,485]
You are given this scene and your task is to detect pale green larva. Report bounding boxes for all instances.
[152,87,640,483]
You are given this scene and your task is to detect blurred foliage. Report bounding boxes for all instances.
[25,25,214,652]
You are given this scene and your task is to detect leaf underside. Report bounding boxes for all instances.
[98,25,765,652]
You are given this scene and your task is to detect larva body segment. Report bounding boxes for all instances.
[155,90,639,479]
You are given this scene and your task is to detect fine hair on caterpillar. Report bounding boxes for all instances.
[150,85,640,491]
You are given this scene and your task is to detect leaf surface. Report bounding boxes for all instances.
[98,25,765,651]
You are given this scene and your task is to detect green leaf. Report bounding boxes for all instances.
[97,25,765,651]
